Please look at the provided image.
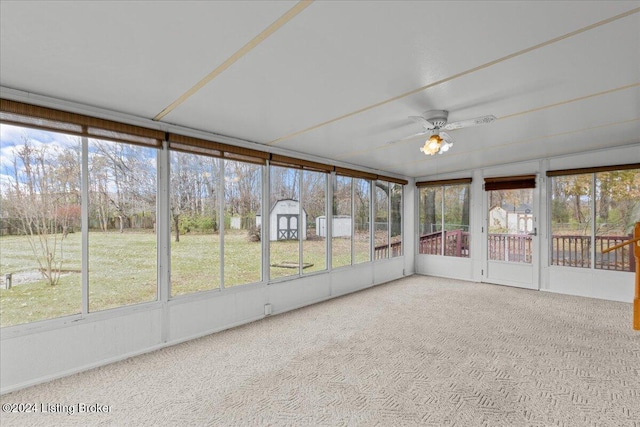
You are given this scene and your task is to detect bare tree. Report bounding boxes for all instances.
[3,137,80,285]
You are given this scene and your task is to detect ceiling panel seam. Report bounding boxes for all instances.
[336,82,640,160]
[266,7,640,146]
[398,117,640,169]
[153,0,314,122]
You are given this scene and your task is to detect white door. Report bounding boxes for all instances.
[484,187,538,289]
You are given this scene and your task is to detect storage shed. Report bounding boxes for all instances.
[315,215,352,238]
[257,199,307,241]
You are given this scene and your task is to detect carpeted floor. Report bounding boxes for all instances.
[1,275,639,426]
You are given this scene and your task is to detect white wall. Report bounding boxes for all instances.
[415,144,640,302]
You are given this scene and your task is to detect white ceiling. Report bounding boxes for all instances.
[1,1,639,178]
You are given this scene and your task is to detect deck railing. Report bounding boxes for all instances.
[418,230,470,258]
[552,234,635,272]
[417,231,636,272]
[373,240,403,260]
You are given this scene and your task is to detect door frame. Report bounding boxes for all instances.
[482,175,540,290]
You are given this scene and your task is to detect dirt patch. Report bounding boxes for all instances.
[0,269,79,287]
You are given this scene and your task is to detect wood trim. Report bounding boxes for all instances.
[270,154,333,173]
[334,167,378,180]
[377,175,408,185]
[416,178,472,187]
[1,99,164,147]
[546,163,640,177]
[484,175,536,191]
[168,133,268,164]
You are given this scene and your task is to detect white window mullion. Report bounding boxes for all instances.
[441,185,446,256]
[81,135,89,316]
[387,182,391,257]
[157,140,170,303]
[327,173,333,271]
[219,159,225,290]
[298,170,303,276]
[590,173,597,270]
[351,178,355,265]
[263,162,270,282]
[370,180,374,262]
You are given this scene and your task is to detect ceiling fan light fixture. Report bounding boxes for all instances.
[420,134,442,156]
[439,140,453,153]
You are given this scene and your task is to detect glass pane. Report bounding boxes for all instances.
[418,187,443,255]
[269,166,300,279]
[488,188,533,263]
[390,183,402,257]
[374,181,389,260]
[332,175,352,268]
[0,125,82,327]
[302,170,327,273]
[443,184,470,257]
[550,175,592,268]
[223,160,262,287]
[88,139,157,311]
[595,169,639,272]
[169,151,220,296]
[354,178,371,264]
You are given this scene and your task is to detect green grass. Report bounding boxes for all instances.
[1,230,369,327]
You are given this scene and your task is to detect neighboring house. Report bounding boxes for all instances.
[489,202,533,234]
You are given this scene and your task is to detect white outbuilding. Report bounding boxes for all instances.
[257,199,307,241]
[315,215,352,238]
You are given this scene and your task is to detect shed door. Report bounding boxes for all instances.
[277,214,298,240]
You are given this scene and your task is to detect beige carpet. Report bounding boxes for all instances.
[1,275,639,426]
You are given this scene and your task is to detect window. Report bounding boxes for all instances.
[269,164,328,279]
[354,178,371,264]
[374,181,389,259]
[550,174,592,268]
[0,125,82,327]
[418,180,470,257]
[169,151,221,296]
[269,165,301,280]
[223,160,262,287]
[389,182,403,257]
[550,166,639,272]
[302,170,327,273]
[87,139,158,311]
[0,122,160,326]
[331,175,352,268]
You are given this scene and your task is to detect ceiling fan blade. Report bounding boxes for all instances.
[408,116,435,130]
[440,131,454,142]
[386,129,431,144]
[443,115,496,130]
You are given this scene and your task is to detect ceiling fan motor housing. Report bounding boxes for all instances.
[423,109,449,128]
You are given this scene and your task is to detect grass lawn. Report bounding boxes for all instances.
[1,230,369,327]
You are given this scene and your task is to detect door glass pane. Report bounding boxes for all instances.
[488,189,533,263]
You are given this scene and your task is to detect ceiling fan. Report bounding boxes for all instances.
[389,110,496,156]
